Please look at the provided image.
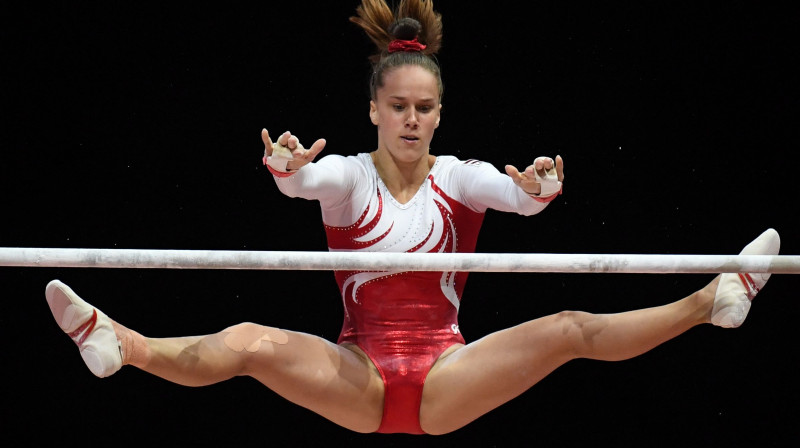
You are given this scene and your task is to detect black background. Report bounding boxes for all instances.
[2,2,798,447]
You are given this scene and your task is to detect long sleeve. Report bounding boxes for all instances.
[271,154,364,210]
[443,158,551,216]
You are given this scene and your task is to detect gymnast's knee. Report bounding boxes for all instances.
[553,310,609,356]
[222,322,289,354]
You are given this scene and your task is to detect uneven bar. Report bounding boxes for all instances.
[0,247,798,273]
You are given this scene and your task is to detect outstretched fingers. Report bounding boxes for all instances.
[262,128,327,171]
[261,128,275,156]
[504,163,540,195]
[299,138,327,163]
[553,155,565,181]
[505,155,565,196]
[528,155,564,181]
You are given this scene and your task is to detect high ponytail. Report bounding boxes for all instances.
[350,0,444,101]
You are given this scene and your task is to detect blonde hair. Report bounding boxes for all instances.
[350,0,444,101]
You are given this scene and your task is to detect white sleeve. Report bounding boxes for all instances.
[456,161,550,216]
[271,154,360,209]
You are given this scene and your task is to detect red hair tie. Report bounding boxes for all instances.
[388,37,427,53]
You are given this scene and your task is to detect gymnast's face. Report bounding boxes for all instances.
[369,64,441,163]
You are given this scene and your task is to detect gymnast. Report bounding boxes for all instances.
[46,0,780,435]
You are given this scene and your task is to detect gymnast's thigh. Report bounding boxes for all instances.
[419,315,576,434]
[227,323,384,432]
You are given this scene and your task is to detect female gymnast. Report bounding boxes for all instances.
[45,0,780,435]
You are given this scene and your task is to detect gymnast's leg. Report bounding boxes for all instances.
[45,281,384,433]
[419,228,780,435]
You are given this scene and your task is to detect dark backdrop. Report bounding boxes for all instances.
[2,2,797,447]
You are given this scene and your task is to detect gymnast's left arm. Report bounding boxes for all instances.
[456,155,564,216]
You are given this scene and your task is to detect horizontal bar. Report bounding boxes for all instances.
[0,247,798,273]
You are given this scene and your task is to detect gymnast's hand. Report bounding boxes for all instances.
[504,155,564,197]
[261,129,326,172]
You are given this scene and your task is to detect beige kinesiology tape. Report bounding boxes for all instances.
[223,323,289,353]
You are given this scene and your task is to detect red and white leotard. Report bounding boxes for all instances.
[272,153,551,433]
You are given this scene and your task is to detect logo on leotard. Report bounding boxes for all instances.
[451,324,460,334]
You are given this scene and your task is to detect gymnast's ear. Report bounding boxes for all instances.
[369,100,379,125]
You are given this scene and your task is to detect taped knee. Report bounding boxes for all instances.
[223,322,289,353]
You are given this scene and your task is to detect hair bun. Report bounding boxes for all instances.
[389,17,422,41]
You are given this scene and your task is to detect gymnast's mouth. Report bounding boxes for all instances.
[401,135,419,142]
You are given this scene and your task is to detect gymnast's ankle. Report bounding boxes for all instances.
[112,321,151,368]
